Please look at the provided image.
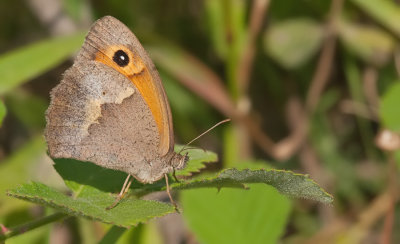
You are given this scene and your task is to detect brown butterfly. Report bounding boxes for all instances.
[45,16,188,207]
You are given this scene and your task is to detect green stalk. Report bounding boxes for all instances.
[223,0,247,167]
[0,212,67,241]
[222,0,246,167]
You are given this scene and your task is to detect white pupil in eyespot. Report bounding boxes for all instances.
[120,55,125,60]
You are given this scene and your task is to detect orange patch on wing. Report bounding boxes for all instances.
[94,45,169,155]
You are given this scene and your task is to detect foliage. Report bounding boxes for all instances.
[380,82,400,131]
[7,182,176,228]
[0,33,85,94]
[264,18,323,69]
[181,185,291,244]
[1,0,400,243]
[6,151,330,230]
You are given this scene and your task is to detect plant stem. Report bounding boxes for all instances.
[0,212,67,241]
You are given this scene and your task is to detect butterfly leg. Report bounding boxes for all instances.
[172,169,180,183]
[106,174,133,210]
[164,174,179,213]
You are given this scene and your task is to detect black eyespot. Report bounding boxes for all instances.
[112,50,129,67]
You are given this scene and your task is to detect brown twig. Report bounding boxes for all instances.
[348,190,393,242]
[269,0,345,161]
[307,151,400,243]
[238,0,270,94]
[273,97,309,160]
[167,51,238,118]
[305,34,336,112]
[251,0,345,160]
[379,154,399,244]
[307,190,393,243]
[380,199,395,244]
[305,0,344,112]
[340,99,378,121]
[239,115,277,156]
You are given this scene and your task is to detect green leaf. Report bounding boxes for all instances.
[174,146,218,176]
[0,136,47,216]
[52,146,218,195]
[10,154,329,228]
[7,182,175,227]
[53,158,127,194]
[338,20,395,66]
[53,157,170,199]
[181,185,292,244]
[99,226,127,244]
[0,32,85,95]
[115,224,144,244]
[6,91,48,130]
[174,168,333,204]
[52,156,332,203]
[380,82,400,131]
[264,18,323,69]
[350,0,400,38]
[0,99,6,127]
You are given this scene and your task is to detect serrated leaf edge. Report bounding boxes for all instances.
[171,168,333,204]
[222,168,333,203]
[6,183,175,227]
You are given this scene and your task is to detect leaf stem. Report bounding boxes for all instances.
[0,212,67,241]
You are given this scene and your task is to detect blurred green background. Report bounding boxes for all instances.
[1,0,400,243]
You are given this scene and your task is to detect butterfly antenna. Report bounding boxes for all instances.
[179,146,202,153]
[177,118,231,155]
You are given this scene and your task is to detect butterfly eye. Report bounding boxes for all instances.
[113,49,130,67]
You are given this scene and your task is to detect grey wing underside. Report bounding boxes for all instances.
[78,16,175,154]
[45,61,173,183]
